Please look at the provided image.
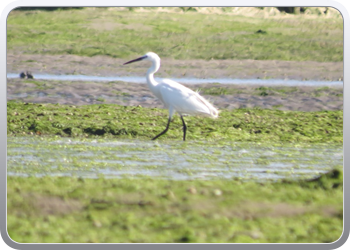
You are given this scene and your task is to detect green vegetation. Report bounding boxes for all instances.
[6,7,343,244]
[7,169,343,243]
[7,101,343,143]
[7,7,343,61]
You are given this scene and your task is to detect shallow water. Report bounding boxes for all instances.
[7,137,343,180]
[7,73,343,87]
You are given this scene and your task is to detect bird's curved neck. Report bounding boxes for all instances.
[146,59,160,90]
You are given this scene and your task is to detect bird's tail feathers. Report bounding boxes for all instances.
[194,92,219,118]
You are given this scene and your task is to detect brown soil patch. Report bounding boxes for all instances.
[89,21,152,31]
[230,201,313,219]
[189,200,337,219]
[25,193,83,216]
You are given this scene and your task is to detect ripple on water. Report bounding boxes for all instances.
[7,137,343,181]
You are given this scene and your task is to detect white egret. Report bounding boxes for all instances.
[123,52,218,141]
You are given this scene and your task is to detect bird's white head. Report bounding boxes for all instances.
[123,52,160,65]
[144,52,160,62]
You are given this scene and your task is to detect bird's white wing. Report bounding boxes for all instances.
[158,79,218,118]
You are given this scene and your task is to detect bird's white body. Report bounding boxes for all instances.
[124,52,218,140]
[142,52,218,119]
[153,78,218,117]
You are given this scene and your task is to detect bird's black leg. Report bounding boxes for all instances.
[152,117,171,140]
[180,115,187,141]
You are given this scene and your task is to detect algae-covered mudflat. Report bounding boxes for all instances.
[7,102,343,243]
[7,170,343,243]
[7,101,343,143]
[6,7,343,244]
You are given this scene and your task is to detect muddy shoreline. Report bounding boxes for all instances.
[7,53,343,81]
[7,53,343,111]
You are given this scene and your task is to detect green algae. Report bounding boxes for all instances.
[7,101,343,143]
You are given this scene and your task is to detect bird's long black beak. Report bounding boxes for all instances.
[123,55,147,65]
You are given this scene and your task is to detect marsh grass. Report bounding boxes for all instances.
[7,7,343,62]
[7,168,343,243]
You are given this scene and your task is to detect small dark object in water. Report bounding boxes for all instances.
[26,71,34,78]
[19,71,34,79]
